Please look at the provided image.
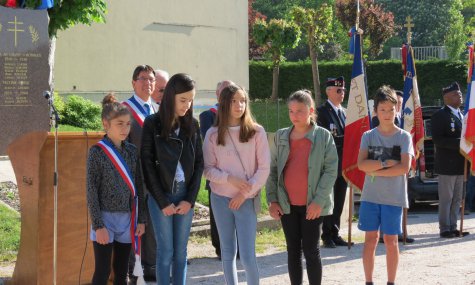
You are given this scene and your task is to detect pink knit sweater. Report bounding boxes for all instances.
[203,125,271,199]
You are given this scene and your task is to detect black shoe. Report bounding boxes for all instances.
[440,231,456,238]
[143,265,156,281]
[398,235,415,243]
[452,230,470,237]
[322,239,336,248]
[333,236,354,246]
[127,275,137,285]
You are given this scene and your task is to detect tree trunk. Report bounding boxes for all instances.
[271,62,280,101]
[309,40,321,106]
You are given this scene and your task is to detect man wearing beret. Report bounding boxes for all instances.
[317,76,352,248]
[431,82,469,238]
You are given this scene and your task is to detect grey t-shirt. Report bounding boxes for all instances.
[360,128,414,208]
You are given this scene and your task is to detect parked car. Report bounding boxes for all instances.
[407,106,441,207]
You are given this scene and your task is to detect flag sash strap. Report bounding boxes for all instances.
[96,139,140,254]
[123,97,148,127]
[210,104,218,114]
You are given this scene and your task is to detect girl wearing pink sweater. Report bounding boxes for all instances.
[203,84,270,285]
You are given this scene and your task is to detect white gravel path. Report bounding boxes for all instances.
[184,212,475,285]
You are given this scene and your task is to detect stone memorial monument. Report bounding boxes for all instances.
[0,6,50,155]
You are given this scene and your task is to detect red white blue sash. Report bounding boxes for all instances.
[210,103,218,114]
[96,139,141,255]
[122,96,150,127]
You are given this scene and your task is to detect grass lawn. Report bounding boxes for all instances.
[189,227,286,254]
[195,180,269,214]
[0,203,20,262]
[51,124,97,132]
[251,101,291,133]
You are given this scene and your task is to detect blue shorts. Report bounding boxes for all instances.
[358,201,403,235]
[90,211,132,244]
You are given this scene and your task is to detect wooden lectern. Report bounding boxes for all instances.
[7,131,104,285]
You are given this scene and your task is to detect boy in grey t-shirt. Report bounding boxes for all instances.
[357,86,414,285]
[360,128,413,208]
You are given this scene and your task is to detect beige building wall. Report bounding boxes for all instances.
[53,0,248,103]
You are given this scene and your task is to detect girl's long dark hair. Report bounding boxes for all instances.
[159,73,196,138]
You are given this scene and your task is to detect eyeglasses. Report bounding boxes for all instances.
[136,77,156,83]
[336,88,345,94]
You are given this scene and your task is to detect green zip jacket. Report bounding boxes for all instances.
[265,124,338,215]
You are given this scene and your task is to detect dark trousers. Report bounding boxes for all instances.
[129,195,156,277]
[208,190,221,256]
[466,174,475,211]
[281,205,323,285]
[322,176,347,241]
[92,241,131,285]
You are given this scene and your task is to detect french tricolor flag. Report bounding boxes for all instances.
[342,28,370,191]
[401,44,424,172]
[460,43,475,173]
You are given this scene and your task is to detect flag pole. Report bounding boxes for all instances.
[348,186,353,250]
[460,159,468,236]
[347,0,360,251]
[402,208,407,244]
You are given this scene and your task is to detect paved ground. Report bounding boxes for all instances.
[2,159,475,284]
[183,211,475,285]
[0,158,15,184]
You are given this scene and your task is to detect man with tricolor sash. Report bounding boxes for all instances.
[124,65,158,281]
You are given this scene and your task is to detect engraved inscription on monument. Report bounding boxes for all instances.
[0,6,50,154]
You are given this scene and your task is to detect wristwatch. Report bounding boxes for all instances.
[380,159,388,169]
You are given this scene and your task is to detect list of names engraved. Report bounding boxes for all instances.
[1,52,42,106]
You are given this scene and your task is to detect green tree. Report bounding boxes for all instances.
[253,18,301,100]
[21,0,107,89]
[445,0,465,60]
[249,0,268,59]
[23,0,107,37]
[336,0,396,59]
[252,0,335,19]
[376,0,460,47]
[290,5,333,105]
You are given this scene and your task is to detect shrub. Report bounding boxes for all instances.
[61,95,102,130]
[53,92,66,119]
[249,59,467,106]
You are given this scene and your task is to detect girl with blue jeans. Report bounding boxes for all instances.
[141,73,204,285]
[203,84,270,285]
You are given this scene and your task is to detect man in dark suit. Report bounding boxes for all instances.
[431,82,469,238]
[125,65,159,282]
[199,80,233,259]
[372,90,404,128]
[317,76,352,248]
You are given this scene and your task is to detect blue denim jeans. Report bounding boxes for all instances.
[148,181,193,285]
[211,192,259,285]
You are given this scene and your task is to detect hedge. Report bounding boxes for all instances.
[249,60,467,105]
